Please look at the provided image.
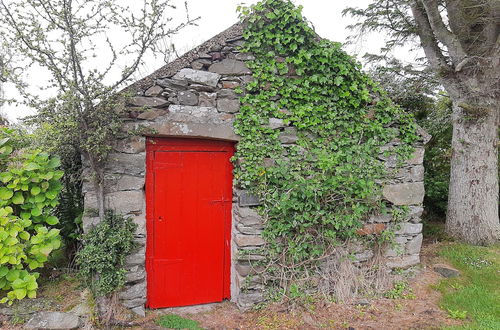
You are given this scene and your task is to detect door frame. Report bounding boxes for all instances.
[145,137,235,308]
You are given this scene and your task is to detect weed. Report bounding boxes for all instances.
[252,301,268,311]
[288,283,305,300]
[9,314,27,325]
[155,314,203,330]
[447,309,468,320]
[384,281,416,299]
[319,245,392,302]
[86,290,100,328]
[392,267,404,275]
[450,282,464,290]
[257,314,302,330]
[319,319,336,328]
[394,302,403,311]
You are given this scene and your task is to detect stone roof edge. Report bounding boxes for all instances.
[415,124,432,144]
[124,22,244,93]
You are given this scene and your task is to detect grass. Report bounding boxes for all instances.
[433,243,500,329]
[155,314,203,329]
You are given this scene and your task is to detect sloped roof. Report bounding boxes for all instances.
[127,23,244,92]
[122,20,431,144]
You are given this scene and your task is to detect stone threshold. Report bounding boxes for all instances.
[155,302,223,315]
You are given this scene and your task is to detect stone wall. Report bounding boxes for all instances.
[381,137,428,269]
[82,23,428,315]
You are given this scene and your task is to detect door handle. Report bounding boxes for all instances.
[158,216,164,222]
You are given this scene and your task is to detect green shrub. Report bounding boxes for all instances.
[30,123,84,257]
[0,128,63,304]
[76,211,137,296]
[421,97,453,216]
[53,150,83,258]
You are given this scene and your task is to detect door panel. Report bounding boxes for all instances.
[146,139,233,309]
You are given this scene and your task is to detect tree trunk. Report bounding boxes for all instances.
[95,177,105,220]
[446,98,500,245]
[86,152,106,220]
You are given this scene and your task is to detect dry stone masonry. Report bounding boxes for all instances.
[82,23,428,315]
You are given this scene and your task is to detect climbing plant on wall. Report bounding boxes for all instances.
[76,211,137,296]
[235,0,418,281]
[0,128,63,303]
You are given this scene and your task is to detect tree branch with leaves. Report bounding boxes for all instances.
[0,0,198,220]
[344,0,499,244]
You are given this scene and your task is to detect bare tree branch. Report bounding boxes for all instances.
[484,0,500,50]
[421,0,467,64]
[410,1,451,72]
[345,0,500,245]
[0,0,197,220]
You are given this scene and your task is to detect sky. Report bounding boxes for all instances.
[1,0,402,122]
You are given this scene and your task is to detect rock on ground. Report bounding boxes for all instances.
[433,264,460,278]
[24,311,80,329]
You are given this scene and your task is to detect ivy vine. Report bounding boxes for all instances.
[234,0,418,271]
[76,211,137,296]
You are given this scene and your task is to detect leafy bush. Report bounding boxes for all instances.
[54,150,83,258]
[76,211,137,296]
[29,122,84,258]
[421,97,453,216]
[0,128,63,303]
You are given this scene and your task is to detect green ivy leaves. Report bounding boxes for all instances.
[76,212,137,296]
[0,128,63,304]
[236,0,418,267]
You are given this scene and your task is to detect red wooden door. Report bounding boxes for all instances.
[145,138,233,308]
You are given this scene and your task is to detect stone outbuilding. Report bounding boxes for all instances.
[82,23,429,316]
